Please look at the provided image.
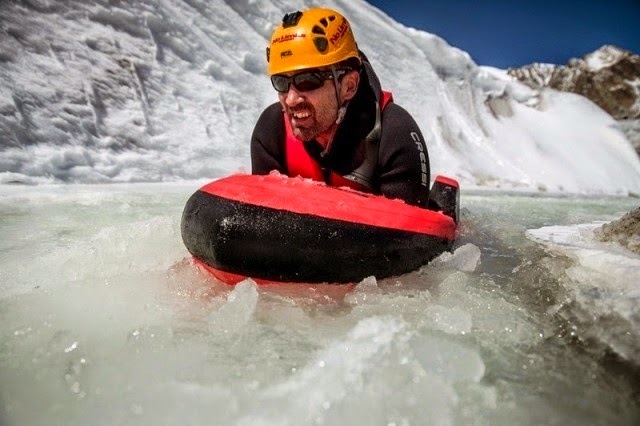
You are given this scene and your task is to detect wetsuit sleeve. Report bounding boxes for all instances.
[377,103,431,207]
[250,103,287,175]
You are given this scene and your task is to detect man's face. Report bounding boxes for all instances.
[275,70,340,143]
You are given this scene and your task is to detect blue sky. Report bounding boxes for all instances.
[365,0,640,68]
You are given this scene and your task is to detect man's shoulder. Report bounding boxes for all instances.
[258,102,284,121]
[381,101,419,128]
[253,102,285,142]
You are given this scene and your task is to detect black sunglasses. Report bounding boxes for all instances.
[271,69,349,93]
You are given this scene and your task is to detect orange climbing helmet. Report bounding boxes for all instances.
[266,8,361,76]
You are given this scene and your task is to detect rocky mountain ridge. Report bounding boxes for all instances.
[507,45,640,155]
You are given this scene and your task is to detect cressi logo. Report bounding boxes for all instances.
[411,132,429,187]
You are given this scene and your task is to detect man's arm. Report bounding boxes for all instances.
[250,103,287,175]
[377,103,431,207]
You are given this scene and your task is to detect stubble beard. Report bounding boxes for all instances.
[287,102,336,142]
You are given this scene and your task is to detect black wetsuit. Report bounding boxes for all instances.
[251,57,431,207]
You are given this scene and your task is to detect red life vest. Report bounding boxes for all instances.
[284,91,394,191]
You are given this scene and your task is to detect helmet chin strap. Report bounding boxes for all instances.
[331,65,349,125]
[320,65,349,157]
[316,55,381,190]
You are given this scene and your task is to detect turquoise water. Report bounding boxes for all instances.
[0,183,638,425]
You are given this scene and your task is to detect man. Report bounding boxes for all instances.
[251,8,431,207]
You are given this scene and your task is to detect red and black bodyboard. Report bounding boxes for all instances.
[181,173,458,284]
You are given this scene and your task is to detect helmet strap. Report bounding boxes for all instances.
[320,65,350,157]
[330,65,349,125]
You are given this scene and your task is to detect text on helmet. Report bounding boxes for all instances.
[329,18,348,45]
[273,33,306,44]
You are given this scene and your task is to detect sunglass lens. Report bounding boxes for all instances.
[271,72,327,93]
[271,75,290,92]
[292,73,325,92]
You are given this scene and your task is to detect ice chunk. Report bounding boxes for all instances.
[208,280,258,333]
